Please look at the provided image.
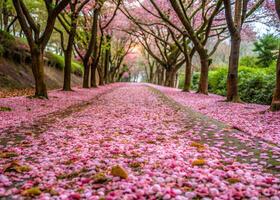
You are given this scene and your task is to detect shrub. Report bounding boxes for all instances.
[71,62,83,76]
[0,30,16,52]
[0,44,4,57]
[253,34,280,67]
[191,72,200,91]
[190,65,276,105]
[239,56,259,68]
[178,73,185,89]
[46,52,83,76]
[208,68,227,96]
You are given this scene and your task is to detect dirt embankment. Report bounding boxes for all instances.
[0,58,82,97]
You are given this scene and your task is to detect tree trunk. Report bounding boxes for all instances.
[63,17,77,91]
[271,49,280,111]
[160,68,165,85]
[165,68,171,87]
[91,62,98,88]
[82,7,100,88]
[3,0,9,32]
[89,7,99,88]
[197,55,209,94]
[149,65,154,83]
[165,68,177,87]
[104,35,111,84]
[98,66,104,86]
[63,49,72,91]
[30,48,48,98]
[183,54,192,92]
[170,71,176,87]
[227,36,241,102]
[83,61,90,88]
[157,67,161,85]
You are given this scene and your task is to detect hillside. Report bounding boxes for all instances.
[0,31,83,97]
[0,58,82,89]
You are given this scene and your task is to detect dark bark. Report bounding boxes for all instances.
[83,60,90,88]
[91,61,98,88]
[183,55,192,92]
[3,0,9,31]
[7,17,18,33]
[90,8,99,88]
[182,45,194,92]
[197,53,209,94]
[63,49,73,91]
[157,67,162,85]
[223,0,244,102]
[60,0,88,91]
[170,71,176,87]
[271,0,280,111]
[149,65,154,83]
[82,7,100,88]
[30,47,47,98]
[63,18,76,91]
[104,35,111,84]
[165,68,176,87]
[271,50,280,111]
[164,68,171,87]
[227,36,241,102]
[98,66,104,85]
[160,68,165,85]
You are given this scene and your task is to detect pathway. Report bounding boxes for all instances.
[0,84,279,199]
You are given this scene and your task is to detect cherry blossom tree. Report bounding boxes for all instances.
[156,0,224,94]
[55,0,90,91]
[108,32,135,82]
[12,0,70,98]
[223,0,266,102]
[75,0,120,88]
[128,0,227,92]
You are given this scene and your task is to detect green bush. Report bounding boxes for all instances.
[196,65,276,104]
[0,44,4,57]
[191,72,200,91]
[253,34,280,67]
[239,56,259,68]
[46,52,83,76]
[178,73,185,89]
[0,30,16,50]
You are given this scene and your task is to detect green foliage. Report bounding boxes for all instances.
[191,72,200,91]
[239,56,259,68]
[0,106,12,111]
[178,73,185,89]
[0,30,16,49]
[187,63,276,104]
[46,52,64,70]
[253,34,280,67]
[208,68,228,96]
[0,30,29,52]
[198,65,276,104]
[0,45,4,57]
[46,52,83,76]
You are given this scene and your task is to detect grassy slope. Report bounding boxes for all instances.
[0,30,83,90]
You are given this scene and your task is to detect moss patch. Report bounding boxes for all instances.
[0,106,12,111]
